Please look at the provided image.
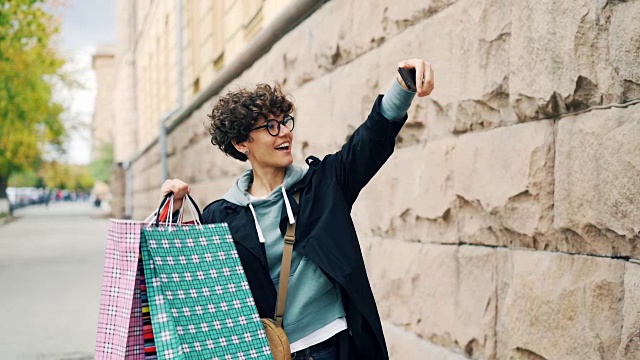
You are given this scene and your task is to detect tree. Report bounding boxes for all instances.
[39,161,94,190]
[8,168,44,187]
[0,0,67,205]
[89,142,114,184]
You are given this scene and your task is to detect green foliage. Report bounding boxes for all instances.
[40,161,95,190]
[89,142,114,184]
[74,166,95,190]
[8,169,43,187]
[0,0,68,197]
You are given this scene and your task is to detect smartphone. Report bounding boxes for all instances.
[397,67,417,92]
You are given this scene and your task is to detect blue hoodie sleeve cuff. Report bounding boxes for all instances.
[380,79,416,122]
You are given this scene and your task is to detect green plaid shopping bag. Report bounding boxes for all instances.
[141,221,274,360]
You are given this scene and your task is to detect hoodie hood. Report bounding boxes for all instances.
[222,164,307,207]
[222,164,307,244]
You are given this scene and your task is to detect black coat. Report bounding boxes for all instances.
[202,95,408,359]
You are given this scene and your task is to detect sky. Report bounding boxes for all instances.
[54,0,116,164]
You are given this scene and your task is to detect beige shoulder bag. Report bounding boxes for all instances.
[261,193,299,360]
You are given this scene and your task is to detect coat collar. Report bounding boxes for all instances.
[222,202,269,267]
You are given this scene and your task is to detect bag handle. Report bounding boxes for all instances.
[154,192,202,227]
[144,209,159,224]
[182,194,203,225]
[274,192,299,328]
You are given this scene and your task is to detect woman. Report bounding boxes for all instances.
[162,59,434,359]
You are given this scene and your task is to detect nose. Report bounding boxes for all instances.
[279,124,292,137]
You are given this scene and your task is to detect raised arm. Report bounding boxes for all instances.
[322,59,434,205]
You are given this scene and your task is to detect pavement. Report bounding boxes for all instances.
[0,202,110,360]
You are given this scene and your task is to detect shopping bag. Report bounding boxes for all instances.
[141,197,273,359]
[95,198,175,360]
[95,219,146,360]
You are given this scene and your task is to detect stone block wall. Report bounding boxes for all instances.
[130,0,640,358]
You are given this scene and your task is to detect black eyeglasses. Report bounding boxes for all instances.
[250,115,295,137]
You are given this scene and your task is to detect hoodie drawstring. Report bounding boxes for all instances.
[248,203,267,243]
[248,185,296,244]
[281,185,296,225]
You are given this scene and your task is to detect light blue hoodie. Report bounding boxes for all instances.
[222,165,347,345]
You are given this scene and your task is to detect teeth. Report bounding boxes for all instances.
[275,142,290,149]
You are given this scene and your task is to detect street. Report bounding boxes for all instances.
[0,202,109,360]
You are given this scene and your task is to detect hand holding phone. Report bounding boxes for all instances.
[396,60,435,97]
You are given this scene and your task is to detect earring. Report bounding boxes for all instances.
[244,149,249,155]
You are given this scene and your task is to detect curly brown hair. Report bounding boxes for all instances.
[207,83,294,162]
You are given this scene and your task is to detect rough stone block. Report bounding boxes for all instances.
[609,2,640,89]
[366,241,497,359]
[555,104,640,257]
[363,238,425,327]
[384,322,470,360]
[286,75,339,160]
[454,120,554,244]
[354,138,457,244]
[496,249,625,360]
[509,0,640,119]
[616,262,640,359]
[510,0,590,103]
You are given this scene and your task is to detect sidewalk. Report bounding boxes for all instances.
[0,202,109,359]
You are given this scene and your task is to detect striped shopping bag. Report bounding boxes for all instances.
[141,222,273,359]
[140,255,159,359]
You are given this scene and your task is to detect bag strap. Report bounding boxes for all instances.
[274,192,299,328]
[155,192,202,226]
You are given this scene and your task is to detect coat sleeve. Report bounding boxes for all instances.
[320,95,408,206]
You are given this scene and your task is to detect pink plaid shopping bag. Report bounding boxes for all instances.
[95,219,146,360]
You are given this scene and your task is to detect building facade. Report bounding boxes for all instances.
[109,0,640,358]
[91,46,116,160]
[112,0,295,159]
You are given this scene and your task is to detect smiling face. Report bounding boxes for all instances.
[208,83,295,164]
[234,113,294,171]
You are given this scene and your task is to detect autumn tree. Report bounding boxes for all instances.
[40,161,94,190]
[0,0,67,203]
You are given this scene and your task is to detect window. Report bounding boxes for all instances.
[193,77,200,94]
[243,0,263,40]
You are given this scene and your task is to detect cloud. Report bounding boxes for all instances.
[58,0,116,51]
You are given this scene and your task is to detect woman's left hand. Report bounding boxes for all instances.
[397,59,435,97]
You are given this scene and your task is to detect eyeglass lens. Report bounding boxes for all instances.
[266,116,294,136]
